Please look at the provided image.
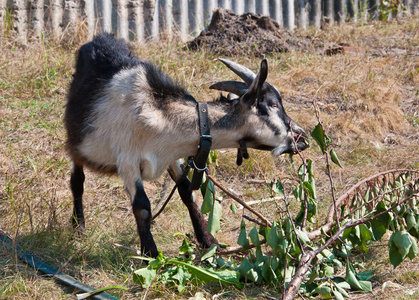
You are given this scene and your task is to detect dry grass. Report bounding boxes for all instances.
[1,15,419,299]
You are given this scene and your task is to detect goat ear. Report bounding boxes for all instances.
[241,59,268,107]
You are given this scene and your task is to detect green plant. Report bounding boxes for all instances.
[132,114,419,299]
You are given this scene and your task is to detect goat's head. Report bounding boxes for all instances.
[210,58,308,156]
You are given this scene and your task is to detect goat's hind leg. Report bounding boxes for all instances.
[119,161,159,258]
[131,178,159,257]
[70,163,86,234]
[168,162,219,249]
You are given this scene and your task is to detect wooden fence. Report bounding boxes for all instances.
[1,0,418,43]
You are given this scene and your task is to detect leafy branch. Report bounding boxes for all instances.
[131,110,419,300]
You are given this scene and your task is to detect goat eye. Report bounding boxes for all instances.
[270,104,278,109]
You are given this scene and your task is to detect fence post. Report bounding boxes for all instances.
[30,0,43,39]
[116,0,128,39]
[84,0,94,38]
[245,0,256,13]
[297,0,309,28]
[309,0,321,28]
[63,0,79,35]
[369,0,380,19]
[173,0,188,40]
[163,0,173,36]
[97,0,112,33]
[337,0,346,24]
[324,0,334,25]
[270,0,283,27]
[189,0,204,37]
[220,0,232,10]
[256,0,269,15]
[0,0,5,27]
[232,0,245,15]
[349,0,360,22]
[283,0,295,30]
[204,0,217,25]
[12,0,29,44]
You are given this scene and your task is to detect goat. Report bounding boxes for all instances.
[64,33,308,257]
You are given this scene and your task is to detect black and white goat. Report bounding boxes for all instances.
[64,33,308,257]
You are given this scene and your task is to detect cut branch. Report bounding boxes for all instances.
[206,172,273,227]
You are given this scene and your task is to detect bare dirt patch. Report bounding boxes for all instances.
[186,8,334,57]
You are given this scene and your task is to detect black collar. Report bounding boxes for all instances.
[189,102,212,190]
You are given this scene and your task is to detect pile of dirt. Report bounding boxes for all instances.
[186,8,333,57]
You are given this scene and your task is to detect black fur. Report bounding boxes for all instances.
[65,33,141,147]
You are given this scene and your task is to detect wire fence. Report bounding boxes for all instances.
[1,0,418,43]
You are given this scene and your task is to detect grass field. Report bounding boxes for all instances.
[1,15,419,299]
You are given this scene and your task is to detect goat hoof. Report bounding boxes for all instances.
[72,219,86,236]
[200,233,219,250]
[142,245,159,259]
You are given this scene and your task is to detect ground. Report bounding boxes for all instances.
[0,9,419,300]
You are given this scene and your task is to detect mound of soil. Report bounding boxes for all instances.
[186,8,331,57]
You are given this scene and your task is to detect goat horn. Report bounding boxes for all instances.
[218,58,256,87]
[209,80,248,96]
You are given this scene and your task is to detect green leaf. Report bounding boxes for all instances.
[324,265,334,277]
[330,148,343,168]
[167,258,242,287]
[238,221,250,248]
[239,259,260,283]
[248,227,261,247]
[370,201,390,240]
[230,202,237,214]
[359,281,372,292]
[345,260,371,291]
[133,266,157,288]
[296,229,311,244]
[273,179,284,196]
[334,282,350,297]
[171,265,192,293]
[407,234,418,260]
[360,224,373,242]
[315,284,332,298]
[391,230,411,259]
[201,180,214,214]
[336,281,351,290]
[405,211,417,231]
[356,270,375,281]
[261,257,278,283]
[332,289,344,300]
[311,123,326,154]
[207,198,222,235]
[389,239,404,269]
[201,244,218,261]
[267,224,279,252]
[179,238,193,255]
[303,181,316,199]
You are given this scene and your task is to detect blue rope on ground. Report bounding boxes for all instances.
[0,229,118,300]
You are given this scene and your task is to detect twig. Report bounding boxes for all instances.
[283,192,418,300]
[113,243,142,255]
[289,121,308,228]
[243,215,268,227]
[206,172,273,227]
[235,196,287,208]
[218,238,267,256]
[314,101,340,230]
[305,169,419,240]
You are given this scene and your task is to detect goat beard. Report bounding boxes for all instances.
[236,140,249,166]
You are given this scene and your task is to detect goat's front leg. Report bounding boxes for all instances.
[70,163,85,234]
[169,162,219,249]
